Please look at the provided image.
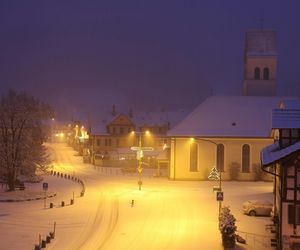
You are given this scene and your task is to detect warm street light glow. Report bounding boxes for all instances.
[190,137,194,142]
[145,130,150,135]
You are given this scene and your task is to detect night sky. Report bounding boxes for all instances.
[1,1,300,119]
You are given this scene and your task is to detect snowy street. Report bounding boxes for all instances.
[0,143,274,250]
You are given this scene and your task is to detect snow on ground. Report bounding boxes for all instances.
[0,143,274,250]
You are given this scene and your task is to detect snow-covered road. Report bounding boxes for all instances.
[0,143,274,250]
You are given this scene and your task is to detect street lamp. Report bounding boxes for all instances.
[130,130,152,190]
[192,137,223,219]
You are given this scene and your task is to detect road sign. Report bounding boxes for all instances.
[131,146,154,151]
[43,182,48,191]
[216,191,223,201]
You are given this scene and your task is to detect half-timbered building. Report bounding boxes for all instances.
[261,100,300,250]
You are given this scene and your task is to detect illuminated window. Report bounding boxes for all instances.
[216,144,224,172]
[263,67,269,80]
[242,144,250,173]
[254,67,260,80]
[190,142,198,172]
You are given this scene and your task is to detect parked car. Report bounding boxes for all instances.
[242,200,272,216]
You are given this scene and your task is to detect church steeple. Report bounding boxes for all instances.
[243,30,277,96]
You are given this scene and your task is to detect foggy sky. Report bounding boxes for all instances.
[1,1,300,119]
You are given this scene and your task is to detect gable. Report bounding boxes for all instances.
[108,114,134,127]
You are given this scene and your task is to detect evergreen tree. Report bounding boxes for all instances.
[208,166,220,181]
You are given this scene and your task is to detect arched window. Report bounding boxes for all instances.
[242,144,250,173]
[263,67,269,80]
[216,144,224,172]
[254,67,260,80]
[190,142,198,172]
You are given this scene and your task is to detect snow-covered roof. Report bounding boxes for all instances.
[272,109,300,129]
[261,141,300,166]
[168,96,297,138]
[132,110,188,128]
[90,123,109,135]
[90,110,188,136]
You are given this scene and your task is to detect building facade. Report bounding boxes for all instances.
[168,96,287,181]
[261,101,300,250]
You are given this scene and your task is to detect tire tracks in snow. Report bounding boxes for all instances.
[97,197,119,250]
[73,196,105,250]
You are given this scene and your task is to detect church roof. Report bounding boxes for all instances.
[168,96,297,138]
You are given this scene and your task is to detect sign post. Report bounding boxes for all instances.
[130,136,153,190]
[43,182,48,208]
[216,191,224,220]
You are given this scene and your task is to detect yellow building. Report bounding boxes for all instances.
[89,109,186,169]
[168,96,293,181]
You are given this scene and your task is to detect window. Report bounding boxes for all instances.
[113,127,116,134]
[216,144,224,172]
[105,139,108,146]
[120,127,124,134]
[263,67,269,80]
[242,144,250,173]
[190,142,198,172]
[280,129,300,148]
[288,205,300,224]
[96,139,100,146]
[297,171,300,188]
[254,67,260,80]
[116,139,119,147]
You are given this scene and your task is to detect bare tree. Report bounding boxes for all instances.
[0,90,53,190]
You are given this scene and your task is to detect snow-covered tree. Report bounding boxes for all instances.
[208,166,220,181]
[0,90,53,190]
[219,206,236,248]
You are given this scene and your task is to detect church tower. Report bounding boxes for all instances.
[243,30,277,96]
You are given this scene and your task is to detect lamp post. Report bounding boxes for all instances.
[193,138,222,219]
[131,130,152,190]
